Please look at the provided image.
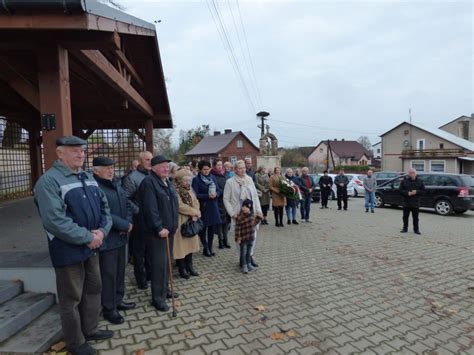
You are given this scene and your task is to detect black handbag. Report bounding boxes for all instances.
[180,218,204,238]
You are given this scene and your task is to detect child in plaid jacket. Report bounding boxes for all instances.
[235,199,261,273]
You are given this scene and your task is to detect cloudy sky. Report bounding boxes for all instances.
[120,0,472,148]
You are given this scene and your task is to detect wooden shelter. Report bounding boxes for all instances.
[0,0,172,186]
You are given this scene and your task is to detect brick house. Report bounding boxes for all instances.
[307,139,373,172]
[185,129,259,166]
[380,120,474,174]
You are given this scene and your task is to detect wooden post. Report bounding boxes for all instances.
[38,45,73,169]
[28,125,43,186]
[144,119,154,154]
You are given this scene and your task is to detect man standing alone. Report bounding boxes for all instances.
[363,170,377,213]
[34,136,113,355]
[297,167,316,222]
[334,169,349,211]
[399,168,425,235]
[318,170,333,209]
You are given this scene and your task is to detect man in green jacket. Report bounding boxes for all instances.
[34,136,113,355]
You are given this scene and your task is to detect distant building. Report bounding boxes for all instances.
[308,139,373,171]
[185,129,259,165]
[380,121,474,174]
[372,141,382,159]
[439,114,474,142]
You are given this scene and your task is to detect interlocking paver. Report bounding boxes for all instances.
[92,199,474,354]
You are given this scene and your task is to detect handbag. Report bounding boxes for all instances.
[180,217,204,238]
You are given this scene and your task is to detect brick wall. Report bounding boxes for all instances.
[219,134,259,167]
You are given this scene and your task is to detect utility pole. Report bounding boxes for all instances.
[256,111,270,137]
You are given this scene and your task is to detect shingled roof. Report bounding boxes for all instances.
[185,131,258,156]
[311,140,373,161]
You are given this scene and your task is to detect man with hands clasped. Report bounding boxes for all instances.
[399,168,426,235]
[34,136,113,355]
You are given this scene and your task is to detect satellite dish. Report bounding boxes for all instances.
[403,140,410,147]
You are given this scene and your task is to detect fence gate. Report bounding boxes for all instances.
[0,118,32,201]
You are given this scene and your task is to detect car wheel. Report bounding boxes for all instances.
[375,194,384,208]
[434,199,453,215]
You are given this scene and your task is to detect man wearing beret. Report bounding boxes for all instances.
[137,155,179,311]
[92,157,136,325]
[34,136,113,355]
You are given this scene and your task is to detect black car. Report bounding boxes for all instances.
[308,174,321,202]
[375,173,474,215]
[374,171,403,186]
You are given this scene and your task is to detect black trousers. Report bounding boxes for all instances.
[337,187,348,209]
[261,204,269,218]
[146,234,174,304]
[216,221,230,242]
[273,206,284,224]
[99,245,126,315]
[199,225,215,250]
[131,216,151,286]
[55,254,101,351]
[321,188,331,207]
[403,207,420,231]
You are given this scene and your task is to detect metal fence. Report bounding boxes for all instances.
[84,128,146,178]
[0,118,32,200]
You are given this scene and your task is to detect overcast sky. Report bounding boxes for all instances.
[120,0,473,148]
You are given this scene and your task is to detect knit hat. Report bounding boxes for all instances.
[242,199,253,209]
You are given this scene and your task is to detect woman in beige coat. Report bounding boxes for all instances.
[173,169,201,279]
[269,167,286,227]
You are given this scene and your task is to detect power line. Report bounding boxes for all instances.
[206,0,257,113]
[269,119,379,135]
[235,0,262,108]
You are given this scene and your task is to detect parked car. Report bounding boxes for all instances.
[308,174,321,202]
[374,173,474,215]
[346,174,365,197]
[328,174,355,199]
[374,171,403,186]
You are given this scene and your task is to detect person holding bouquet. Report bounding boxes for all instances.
[269,167,286,227]
[284,168,300,225]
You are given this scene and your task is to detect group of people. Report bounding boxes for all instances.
[33,135,426,355]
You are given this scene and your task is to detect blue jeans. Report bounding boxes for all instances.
[365,191,375,210]
[300,195,312,220]
[285,205,297,221]
[239,240,253,267]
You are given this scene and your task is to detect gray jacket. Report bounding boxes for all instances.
[122,167,149,215]
[363,175,377,192]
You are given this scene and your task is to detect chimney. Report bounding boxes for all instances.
[342,138,345,141]
[224,129,232,134]
[213,131,221,136]
[334,138,338,141]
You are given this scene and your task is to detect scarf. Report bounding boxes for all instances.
[212,166,225,176]
[199,173,214,186]
[176,182,193,207]
[234,173,254,202]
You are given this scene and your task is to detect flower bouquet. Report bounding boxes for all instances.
[278,178,302,200]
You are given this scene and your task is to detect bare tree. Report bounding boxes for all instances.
[358,136,372,151]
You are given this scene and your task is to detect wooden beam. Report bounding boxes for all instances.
[113,49,144,87]
[38,45,73,169]
[0,56,40,110]
[70,49,154,117]
[59,32,121,51]
[144,119,154,153]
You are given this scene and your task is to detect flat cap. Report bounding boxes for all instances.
[92,156,115,166]
[56,135,87,147]
[151,155,171,166]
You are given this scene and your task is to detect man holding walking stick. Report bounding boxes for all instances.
[137,155,179,312]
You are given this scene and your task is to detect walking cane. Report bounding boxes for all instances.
[165,236,177,317]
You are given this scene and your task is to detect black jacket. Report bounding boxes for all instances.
[138,171,179,236]
[399,176,426,208]
[334,174,349,189]
[211,169,230,220]
[94,175,133,250]
[319,175,333,190]
[297,174,316,196]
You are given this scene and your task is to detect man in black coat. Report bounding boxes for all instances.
[137,155,179,312]
[93,157,136,325]
[318,170,333,208]
[399,168,426,235]
[334,169,349,210]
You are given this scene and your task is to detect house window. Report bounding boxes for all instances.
[439,143,444,149]
[404,130,409,136]
[236,139,243,148]
[430,160,445,172]
[377,148,381,154]
[416,139,425,151]
[230,156,237,164]
[319,148,323,153]
[411,160,425,172]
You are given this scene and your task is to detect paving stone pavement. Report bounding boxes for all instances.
[94,198,474,355]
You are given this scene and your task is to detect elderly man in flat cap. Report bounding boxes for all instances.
[92,157,136,325]
[34,136,113,355]
[137,155,179,312]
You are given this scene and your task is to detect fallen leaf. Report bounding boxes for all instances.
[173,300,182,308]
[239,319,246,325]
[287,330,297,337]
[271,332,285,341]
[194,320,202,326]
[303,340,321,347]
[445,309,456,315]
[431,301,443,309]
[258,316,268,324]
[135,349,145,355]
[51,341,66,352]
[254,305,265,312]
[184,331,192,337]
